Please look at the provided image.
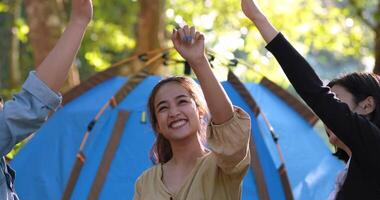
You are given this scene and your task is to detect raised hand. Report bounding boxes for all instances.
[241,0,278,43]
[70,0,93,26]
[171,25,207,66]
[241,0,264,21]
[35,0,92,92]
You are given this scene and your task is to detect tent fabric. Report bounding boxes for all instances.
[11,76,343,200]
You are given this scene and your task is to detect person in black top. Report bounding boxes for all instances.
[240,0,380,199]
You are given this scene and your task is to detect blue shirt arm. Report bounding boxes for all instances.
[0,71,62,157]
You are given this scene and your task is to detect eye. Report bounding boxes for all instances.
[157,106,168,112]
[178,99,189,105]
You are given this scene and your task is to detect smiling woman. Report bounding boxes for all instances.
[133,26,251,200]
[147,76,209,164]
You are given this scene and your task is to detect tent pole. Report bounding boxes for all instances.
[227,71,270,200]
[87,111,129,199]
[261,112,294,200]
[61,52,165,200]
[63,47,171,105]
[228,70,295,200]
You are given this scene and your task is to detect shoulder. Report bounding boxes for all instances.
[136,164,161,185]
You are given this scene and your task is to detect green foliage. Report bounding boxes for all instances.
[76,0,139,74]
[0,0,378,87]
[0,87,21,100]
[15,18,29,42]
[0,0,378,159]
[164,0,376,86]
[0,2,9,12]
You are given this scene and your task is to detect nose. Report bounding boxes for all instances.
[168,106,180,118]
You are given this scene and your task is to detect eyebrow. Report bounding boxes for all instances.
[155,94,190,108]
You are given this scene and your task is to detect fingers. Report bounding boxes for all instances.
[175,25,203,43]
[194,31,204,41]
[181,25,192,43]
[178,27,186,42]
[183,25,191,37]
[171,29,181,47]
[190,27,196,41]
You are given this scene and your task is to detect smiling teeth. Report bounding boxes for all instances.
[170,120,187,128]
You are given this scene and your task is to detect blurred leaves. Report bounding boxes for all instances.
[0,0,378,159]
[0,2,8,12]
[14,18,29,42]
[0,0,378,87]
[164,0,376,85]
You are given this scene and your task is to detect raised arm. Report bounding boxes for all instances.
[171,26,234,124]
[241,0,278,43]
[0,0,92,156]
[35,0,93,93]
[240,0,380,156]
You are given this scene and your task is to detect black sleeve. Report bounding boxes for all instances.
[265,33,380,157]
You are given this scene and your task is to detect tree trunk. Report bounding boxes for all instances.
[24,0,80,91]
[132,0,166,75]
[0,14,10,88]
[9,0,22,88]
[136,0,165,53]
[374,29,380,74]
[373,3,380,74]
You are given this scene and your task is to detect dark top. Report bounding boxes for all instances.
[266,33,380,200]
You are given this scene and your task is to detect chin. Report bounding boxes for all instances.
[169,130,197,141]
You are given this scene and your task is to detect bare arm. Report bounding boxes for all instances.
[171,26,234,124]
[241,0,279,43]
[35,0,93,93]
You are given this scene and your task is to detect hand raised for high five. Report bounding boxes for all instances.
[70,0,93,26]
[171,25,207,66]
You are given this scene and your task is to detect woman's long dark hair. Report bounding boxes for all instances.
[147,76,209,164]
[328,72,380,162]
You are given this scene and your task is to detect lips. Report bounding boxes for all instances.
[169,119,188,129]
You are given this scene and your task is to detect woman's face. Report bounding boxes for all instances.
[331,85,358,111]
[153,82,202,142]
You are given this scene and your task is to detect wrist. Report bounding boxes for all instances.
[187,55,209,67]
[248,12,267,23]
[69,17,91,28]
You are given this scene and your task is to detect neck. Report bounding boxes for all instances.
[168,133,207,166]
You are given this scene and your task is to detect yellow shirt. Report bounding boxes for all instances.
[134,107,251,200]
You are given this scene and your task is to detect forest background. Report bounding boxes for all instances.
[0,0,379,157]
[0,0,379,97]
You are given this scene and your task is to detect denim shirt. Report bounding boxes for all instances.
[0,71,61,199]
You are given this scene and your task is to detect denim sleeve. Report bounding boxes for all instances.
[0,71,62,157]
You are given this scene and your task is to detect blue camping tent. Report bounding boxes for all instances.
[11,56,344,200]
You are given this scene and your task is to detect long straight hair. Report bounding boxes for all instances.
[147,76,209,164]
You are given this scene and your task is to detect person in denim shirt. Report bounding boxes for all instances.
[0,0,93,199]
